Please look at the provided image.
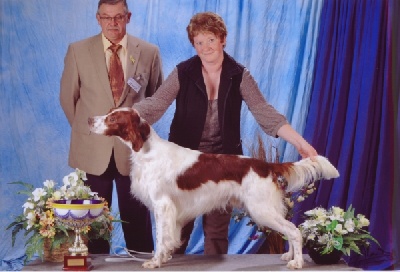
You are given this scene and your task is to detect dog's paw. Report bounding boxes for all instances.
[286,259,303,269]
[281,252,293,261]
[142,258,161,269]
[161,254,172,263]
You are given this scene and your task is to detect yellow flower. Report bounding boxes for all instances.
[285,198,294,208]
[82,226,90,234]
[39,227,56,238]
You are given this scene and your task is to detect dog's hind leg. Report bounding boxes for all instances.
[246,208,304,269]
[142,197,180,268]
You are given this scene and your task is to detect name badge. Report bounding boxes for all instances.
[127,77,141,93]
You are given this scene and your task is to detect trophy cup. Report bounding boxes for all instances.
[52,199,104,271]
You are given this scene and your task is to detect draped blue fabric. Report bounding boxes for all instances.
[0,0,398,270]
[292,0,399,269]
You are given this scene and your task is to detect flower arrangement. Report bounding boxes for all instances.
[6,169,115,264]
[299,205,379,256]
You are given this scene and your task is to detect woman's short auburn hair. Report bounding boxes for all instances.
[186,12,227,46]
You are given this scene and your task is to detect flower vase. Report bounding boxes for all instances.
[308,248,343,265]
[43,238,70,262]
[43,232,88,262]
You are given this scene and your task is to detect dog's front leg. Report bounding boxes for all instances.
[142,198,177,269]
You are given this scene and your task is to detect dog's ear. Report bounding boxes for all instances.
[138,119,150,142]
[128,110,150,152]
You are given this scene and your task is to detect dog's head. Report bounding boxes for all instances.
[88,107,150,152]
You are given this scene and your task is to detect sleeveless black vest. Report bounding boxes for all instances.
[168,52,245,155]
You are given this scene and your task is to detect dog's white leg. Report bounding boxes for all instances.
[280,221,303,269]
[246,209,304,269]
[281,239,294,262]
[270,218,303,269]
[142,197,180,269]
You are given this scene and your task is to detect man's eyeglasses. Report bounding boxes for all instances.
[99,14,126,23]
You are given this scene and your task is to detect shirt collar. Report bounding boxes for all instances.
[101,33,128,53]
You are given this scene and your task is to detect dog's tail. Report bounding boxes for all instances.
[285,155,339,192]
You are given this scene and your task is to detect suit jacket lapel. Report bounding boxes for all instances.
[90,34,115,106]
[118,35,140,107]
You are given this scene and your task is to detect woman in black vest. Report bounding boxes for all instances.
[134,12,317,255]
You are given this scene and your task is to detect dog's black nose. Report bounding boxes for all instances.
[88,117,94,126]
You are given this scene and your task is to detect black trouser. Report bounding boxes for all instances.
[85,153,153,254]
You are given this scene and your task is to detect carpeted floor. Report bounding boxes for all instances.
[23,254,361,271]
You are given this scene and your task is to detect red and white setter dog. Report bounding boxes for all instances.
[88,107,339,269]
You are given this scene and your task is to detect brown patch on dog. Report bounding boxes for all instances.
[177,153,294,190]
[104,108,150,152]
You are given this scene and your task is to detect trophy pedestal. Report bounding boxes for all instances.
[63,255,93,271]
[52,200,105,271]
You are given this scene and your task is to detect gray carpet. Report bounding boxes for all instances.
[23,254,360,271]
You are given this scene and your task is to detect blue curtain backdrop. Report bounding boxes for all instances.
[0,0,398,270]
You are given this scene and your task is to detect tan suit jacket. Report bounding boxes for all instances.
[60,33,163,176]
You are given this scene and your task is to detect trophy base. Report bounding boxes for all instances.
[63,255,93,271]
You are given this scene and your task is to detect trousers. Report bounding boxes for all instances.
[84,152,153,253]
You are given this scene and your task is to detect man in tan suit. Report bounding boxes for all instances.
[60,0,163,253]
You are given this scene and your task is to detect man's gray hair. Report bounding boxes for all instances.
[97,0,129,14]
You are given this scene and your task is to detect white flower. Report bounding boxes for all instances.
[344,219,355,232]
[301,219,318,229]
[65,189,76,199]
[357,214,370,227]
[89,192,99,199]
[318,233,329,244]
[305,207,326,217]
[332,206,344,216]
[78,169,88,181]
[307,233,316,241]
[315,208,328,220]
[32,188,46,202]
[22,201,34,213]
[53,191,62,200]
[59,185,67,194]
[63,172,78,187]
[43,179,55,189]
[25,211,36,230]
[334,223,348,234]
[329,206,344,221]
[304,208,316,216]
[316,216,329,226]
[307,182,315,189]
[297,196,305,202]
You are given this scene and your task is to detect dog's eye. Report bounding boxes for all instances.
[109,117,116,123]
